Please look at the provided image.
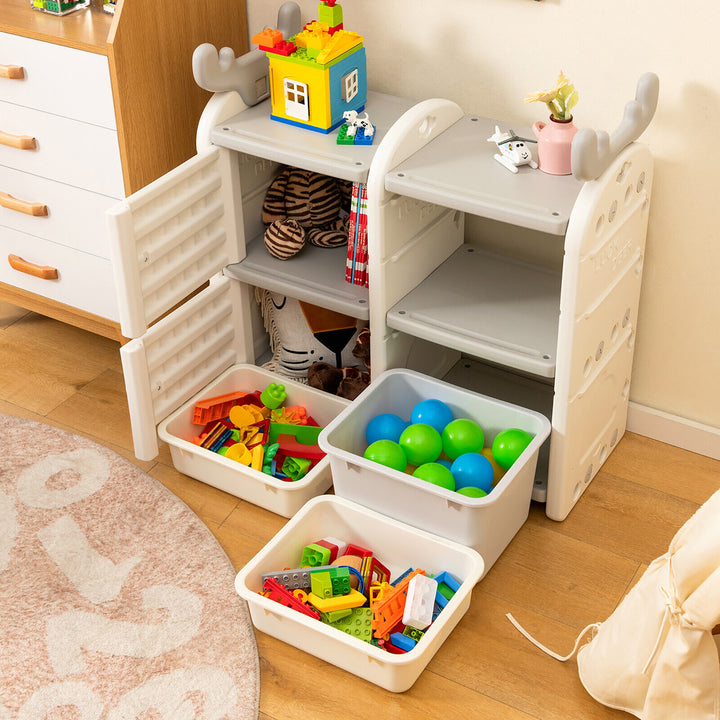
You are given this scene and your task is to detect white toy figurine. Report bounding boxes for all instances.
[487,126,538,173]
[342,109,374,138]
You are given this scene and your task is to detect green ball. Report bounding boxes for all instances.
[413,462,455,490]
[456,486,488,498]
[441,418,484,460]
[492,428,534,470]
[398,423,442,466]
[364,439,407,472]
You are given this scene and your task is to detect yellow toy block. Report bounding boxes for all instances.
[251,445,264,471]
[225,442,252,465]
[268,59,331,129]
[315,30,362,65]
[306,587,366,613]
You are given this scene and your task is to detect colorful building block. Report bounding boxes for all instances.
[330,607,373,643]
[403,574,438,629]
[433,570,462,609]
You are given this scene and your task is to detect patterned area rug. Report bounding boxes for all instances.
[0,414,259,719]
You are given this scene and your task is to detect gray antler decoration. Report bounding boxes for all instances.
[192,2,302,107]
[572,72,659,181]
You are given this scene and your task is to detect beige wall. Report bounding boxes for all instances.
[246,0,720,430]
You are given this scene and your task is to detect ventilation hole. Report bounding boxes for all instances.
[595,215,604,235]
[610,323,619,342]
[595,341,604,361]
[608,199,618,223]
[627,331,635,350]
[637,172,646,193]
[584,464,594,483]
[466,247,475,253]
[573,482,583,500]
[599,445,607,464]
[625,184,634,205]
[622,379,631,398]
[622,308,631,327]
[583,357,593,376]
[610,428,619,447]
[616,161,631,183]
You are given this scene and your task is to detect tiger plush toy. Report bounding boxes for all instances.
[262,166,352,260]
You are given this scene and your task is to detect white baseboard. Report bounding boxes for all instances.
[627,402,720,460]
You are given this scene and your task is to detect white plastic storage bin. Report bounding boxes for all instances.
[158,364,349,517]
[235,495,484,692]
[319,369,551,575]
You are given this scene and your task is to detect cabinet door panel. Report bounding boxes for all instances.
[108,146,243,338]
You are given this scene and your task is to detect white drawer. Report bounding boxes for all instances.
[0,100,124,197]
[0,32,116,129]
[0,225,119,320]
[0,165,116,257]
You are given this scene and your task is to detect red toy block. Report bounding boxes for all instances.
[345,543,373,559]
[263,577,320,620]
[192,391,263,425]
[275,434,325,462]
[315,538,339,563]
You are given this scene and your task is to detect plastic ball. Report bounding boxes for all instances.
[411,399,454,434]
[364,439,407,472]
[435,459,453,470]
[398,423,443,466]
[492,428,534,470]
[365,413,408,445]
[481,447,506,485]
[450,452,495,494]
[456,486,488,498]
[413,462,455,490]
[441,418,485,460]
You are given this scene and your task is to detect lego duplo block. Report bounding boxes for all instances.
[268,422,322,446]
[302,542,332,567]
[318,1,343,27]
[310,565,351,598]
[389,632,416,652]
[320,607,353,624]
[372,569,426,639]
[403,574,438,630]
[330,607,373,643]
[307,587,366,613]
[262,577,321,620]
[262,567,313,591]
[403,625,425,642]
[433,570,461,609]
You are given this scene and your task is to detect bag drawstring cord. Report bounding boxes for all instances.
[506,613,600,662]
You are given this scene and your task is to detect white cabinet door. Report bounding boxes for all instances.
[108,146,244,338]
[121,275,255,461]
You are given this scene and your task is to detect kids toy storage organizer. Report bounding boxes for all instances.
[109,84,653,523]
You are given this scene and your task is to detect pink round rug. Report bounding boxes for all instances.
[0,414,259,719]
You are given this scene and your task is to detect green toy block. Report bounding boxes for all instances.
[319,608,353,624]
[281,456,311,481]
[260,382,286,410]
[268,422,322,446]
[336,125,355,145]
[318,1,343,27]
[301,542,332,567]
[330,607,373,643]
[437,581,456,601]
[310,569,333,598]
[310,565,350,597]
[403,625,425,642]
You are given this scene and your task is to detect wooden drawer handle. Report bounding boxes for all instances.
[8,254,58,280]
[0,65,25,80]
[0,130,37,150]
[0,191,48,217]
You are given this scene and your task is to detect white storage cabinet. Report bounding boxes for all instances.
[110,87,653,522]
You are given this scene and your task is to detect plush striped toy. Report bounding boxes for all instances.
[262,166,352,260]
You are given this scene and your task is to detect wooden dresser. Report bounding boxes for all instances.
[0,0,247,340]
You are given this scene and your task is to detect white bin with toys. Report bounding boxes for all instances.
[235,494,484,692]
[318,369,551,575]
[157,364,349,518]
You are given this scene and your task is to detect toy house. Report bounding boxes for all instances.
[252,1,367,133]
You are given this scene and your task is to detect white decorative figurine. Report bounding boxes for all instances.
[487,126,538,173]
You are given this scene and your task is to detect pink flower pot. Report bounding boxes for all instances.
[532,115,578,175]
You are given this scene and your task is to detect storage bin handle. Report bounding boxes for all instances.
[0,191,47,217]
[0,65,24,80]
[0,130,37,150]
[8,254,58,280]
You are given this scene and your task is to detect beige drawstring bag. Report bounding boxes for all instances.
[509,488,720,719]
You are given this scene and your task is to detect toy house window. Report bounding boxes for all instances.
[284,79,309,121]
[341,70,359,102]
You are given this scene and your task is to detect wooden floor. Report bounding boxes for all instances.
[2,301,718,720]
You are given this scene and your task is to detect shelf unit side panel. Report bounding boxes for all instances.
[547,143,654,520]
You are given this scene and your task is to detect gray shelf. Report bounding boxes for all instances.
[386,245,562,378]
[224,233,369,320]
[385,114,584,235]
[210,91,416,185]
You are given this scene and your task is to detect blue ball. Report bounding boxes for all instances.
[450,452,495,494]
[365,413,408,445]
[435,459,452,470]
[411,399,454,434]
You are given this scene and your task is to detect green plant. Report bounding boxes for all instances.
[524,71,578,121]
